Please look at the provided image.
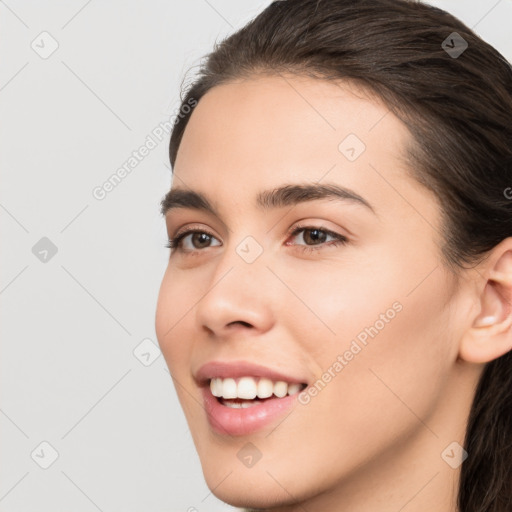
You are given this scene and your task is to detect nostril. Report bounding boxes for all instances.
[229,321,252,328]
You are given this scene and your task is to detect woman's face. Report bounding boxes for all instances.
[155,75,471,508]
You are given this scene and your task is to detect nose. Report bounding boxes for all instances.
[194,251,276,339]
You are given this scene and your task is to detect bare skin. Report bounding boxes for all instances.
[155,74,512,512]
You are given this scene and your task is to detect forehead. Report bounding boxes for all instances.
[171,74,435,224]
[174,73,410,179]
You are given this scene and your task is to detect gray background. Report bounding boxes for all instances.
[1,1,510,511]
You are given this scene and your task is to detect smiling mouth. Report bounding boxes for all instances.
[210,376,308,408]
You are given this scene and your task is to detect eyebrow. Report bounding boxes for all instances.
[160,182,376,219]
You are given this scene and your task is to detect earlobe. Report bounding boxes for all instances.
[458,243,512,364]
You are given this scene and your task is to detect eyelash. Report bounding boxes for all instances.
[165,223,348,255]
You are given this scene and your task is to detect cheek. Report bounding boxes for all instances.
[286,252,456,425]
[155,271,193,374]
[274,254,401,349]
[155,272,206,430]
[322,316,452,477]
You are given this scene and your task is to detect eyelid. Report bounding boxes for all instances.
[286,221,342,238]
[173,223,215,240]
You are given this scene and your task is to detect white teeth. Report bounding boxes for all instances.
[257,378,274,399]
[221,399,258,409]
[273,381,288,398]
[209,376,305,400]
[237,377,257,399]
[210,378,223,397]
[222,378,237,399]
[287,383,302,396]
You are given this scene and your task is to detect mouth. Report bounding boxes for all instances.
[196,361,309,436]
[210,376,307,408]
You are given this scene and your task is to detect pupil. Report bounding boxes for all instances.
[306,229,325,245]
[194,233,210,248]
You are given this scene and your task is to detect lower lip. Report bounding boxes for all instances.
[201,386,300,436]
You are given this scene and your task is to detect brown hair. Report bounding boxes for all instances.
[165,1,512,510]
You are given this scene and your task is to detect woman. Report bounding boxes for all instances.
[155,1,512,510]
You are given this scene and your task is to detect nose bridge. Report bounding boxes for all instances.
[212,229,271,290]
[194,234,275,334]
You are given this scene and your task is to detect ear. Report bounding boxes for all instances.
[459,238,512,364]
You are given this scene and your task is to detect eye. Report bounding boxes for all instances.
[165,228,221,253]
[286,224,348,254]
[165,224,348,255]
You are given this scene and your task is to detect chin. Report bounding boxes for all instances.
[204,478,295,510]
[198,452,321,510]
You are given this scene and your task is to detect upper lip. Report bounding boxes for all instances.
[195,360,309,386]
